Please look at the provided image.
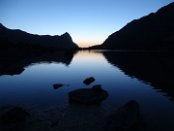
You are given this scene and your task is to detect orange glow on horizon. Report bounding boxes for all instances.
[73,50,105,61]
[74,39,103,48]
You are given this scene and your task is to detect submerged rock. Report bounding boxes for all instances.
[105,100,145,131]
[0,107,30,125]
[53,83,64,90]
[92,84,102,92]
[68,86,108,105]
[83,77,95,85]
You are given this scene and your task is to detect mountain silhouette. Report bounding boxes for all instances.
[95,2,174,50]
[0,23,78,75]
[0,23,78,49]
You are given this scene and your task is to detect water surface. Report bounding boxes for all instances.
[0,50,174,130]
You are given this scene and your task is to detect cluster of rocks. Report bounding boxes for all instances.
[67,77,145,130]
[53,77,109,105]
[68,77,109,105]
[69,84,108,105]
[0,100,145,131]
[0,77,145,130]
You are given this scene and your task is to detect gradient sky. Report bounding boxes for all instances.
[0,0,173,47]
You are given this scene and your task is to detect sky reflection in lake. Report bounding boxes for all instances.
[0,50,174,130]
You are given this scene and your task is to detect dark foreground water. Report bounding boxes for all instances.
[0,50,174,131]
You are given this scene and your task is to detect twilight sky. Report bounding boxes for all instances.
[0,0,173,47]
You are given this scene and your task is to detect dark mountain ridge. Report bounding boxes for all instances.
[0,23,78,75]
[0,23,78,49]
[97,2,174,50]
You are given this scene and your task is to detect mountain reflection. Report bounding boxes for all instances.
[1,49,174,101]
[103,51,174,100]
[0,48,76,76]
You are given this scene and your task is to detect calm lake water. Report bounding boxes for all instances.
[0,50,174,130]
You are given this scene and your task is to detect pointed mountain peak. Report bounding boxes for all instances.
[60,32,73,40]
[61,32,71,37]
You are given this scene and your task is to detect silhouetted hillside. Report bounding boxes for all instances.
[0,23,78,49]
[98,2,174,50]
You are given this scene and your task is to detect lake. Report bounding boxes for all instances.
[0,50,174,131]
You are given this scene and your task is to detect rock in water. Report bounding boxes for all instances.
[68,86,108,105]
[53,83,64,90]
[91,84,103,93]
[83,77,95,85]
[0,107,30,125]
[105,100,145,131]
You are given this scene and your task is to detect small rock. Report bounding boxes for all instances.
[83,77,95,85]
[68,86,108,105]
[53,83,64,90]
[0,107,30,125]
[105,100,145,131]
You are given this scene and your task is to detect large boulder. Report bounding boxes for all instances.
[0,107,30,125]
[68,85,108,105]
[105,100,145,131]
[0,107,30,131]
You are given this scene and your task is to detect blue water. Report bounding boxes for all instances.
[0,50,174,130]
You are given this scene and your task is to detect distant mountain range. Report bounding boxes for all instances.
[0,23,78,49]
[1,2,174,51]
[94,2,174,50]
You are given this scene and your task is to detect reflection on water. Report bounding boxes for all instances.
[0,51,75,75]
[103,51,174,100]
[0,50,174,130]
